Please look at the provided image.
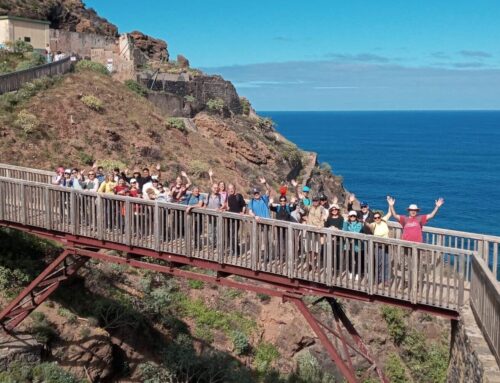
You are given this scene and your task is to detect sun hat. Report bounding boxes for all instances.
[407,204,420,211]
[303,186,310,192]
[329,203,340,210]
[348,210,358,217]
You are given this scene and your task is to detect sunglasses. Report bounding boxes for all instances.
[279,200,286,203]
[374,216,381,220]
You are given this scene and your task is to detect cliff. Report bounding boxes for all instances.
[0,0,118,36]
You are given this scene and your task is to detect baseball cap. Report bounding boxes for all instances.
[130,178,137,183]
[252,188,260,194]
[320,195,328,201]
[64,169,71,174]
[303,186,310,192]
[329,203,340,210]
[407,204,420,211]
[360,201,368,207]
[152,175,159,181]
[348,210,358,217]
[312,195,320,201]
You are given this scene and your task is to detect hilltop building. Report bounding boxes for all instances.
[0,15,50,51]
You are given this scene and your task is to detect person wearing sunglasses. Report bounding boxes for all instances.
[269,195,297,222]
[82,170,99,192]
[366,209,392,284]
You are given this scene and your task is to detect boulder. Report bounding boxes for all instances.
[129,31,168,62]
[177,54,190,68]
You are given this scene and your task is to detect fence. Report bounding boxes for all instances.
[0,56,72,95]
[0,176,472,311]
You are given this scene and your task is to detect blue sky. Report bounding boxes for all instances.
[86,0,500,110]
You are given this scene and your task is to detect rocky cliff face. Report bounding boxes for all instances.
[0,0,118,36]
[129,30,168,61]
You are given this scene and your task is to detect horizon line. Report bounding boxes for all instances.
[257,109,500,113]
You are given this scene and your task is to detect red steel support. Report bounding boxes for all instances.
[0,249,88,331]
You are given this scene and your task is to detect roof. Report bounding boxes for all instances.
[0,15,51,25]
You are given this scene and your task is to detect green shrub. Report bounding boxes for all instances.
[380,306,407,345]
[81,95,103,112]
[57,307,78,325]
[385,353,408,383]
[231,330,250,355]
[79,326,91,338]
[189,160,209,178]
[15,52,46,71]
[75,60,109,75]
[256,293,271,303]
[15,109,38,135]
[97,159,127,172]
[0,361,81,383]
[138,362,175,383]
[295,351,335,383]
[0,266,30,291]
[78,151,94,166]
[188,279,204,289]
[281,142,302,167]
[165,117,187,133]
[240,97,251,115]
[206,97,225,113]
[124,79,147,97]
[319,162,332,173]
[30,312,57,345]
[184,95,196,103]
[5,40,33,53]
[254,342,280,373]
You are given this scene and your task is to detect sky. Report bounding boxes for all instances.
[86,0,500,110]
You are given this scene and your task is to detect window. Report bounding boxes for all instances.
[24,37,31,43]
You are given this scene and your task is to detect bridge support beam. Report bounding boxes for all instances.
[0,249,88,331]
[0,245,388,382]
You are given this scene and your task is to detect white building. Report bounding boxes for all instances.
[0,16,50,51]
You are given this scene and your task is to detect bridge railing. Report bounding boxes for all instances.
[2,162,498,282]
[0,57,72,95]
[0,176,473,311]
[470,254,500,366]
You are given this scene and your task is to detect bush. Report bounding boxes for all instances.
[295,351,335,383]
[281,142,302,167]
[15,109,39,135]
[81,95,103,112]
[5,40,33,53]
[184,95,196,103]
[15,52,46,71]
[231,330,250,355]
[57,307,78,325]
[125,79,147,97]
[97,159,127,172]
[240,97,251,115]
[75,60,109,75]
[206,97,224,113]
[188,279,204,289]
[256,293,271,303]
[188,160,209,178]
[0,361,81,383]
[385,353,408,383]
[78,151,94,166]
[254,342,280,373]
[380,306,407,345]
[30,311,57,345]
[165,117,187,134]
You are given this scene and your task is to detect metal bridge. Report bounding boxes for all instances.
[0,163,499,382]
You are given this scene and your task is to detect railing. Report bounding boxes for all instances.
[0,57,72,95]
[0,176,472,311]
[1,162,498,281]
[470,254,500,366]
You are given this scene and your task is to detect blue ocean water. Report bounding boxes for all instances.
[260,111,500,237]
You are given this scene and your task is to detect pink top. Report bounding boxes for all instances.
[399,215,428,243]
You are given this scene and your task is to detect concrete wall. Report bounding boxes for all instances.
[448,305,500,383]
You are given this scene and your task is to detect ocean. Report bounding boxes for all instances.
[260,111,500,237]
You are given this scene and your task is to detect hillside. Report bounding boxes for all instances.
[0,0,118,36]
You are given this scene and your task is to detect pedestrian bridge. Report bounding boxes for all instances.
[0,163,499,381]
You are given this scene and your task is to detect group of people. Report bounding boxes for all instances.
[52,163,445,282]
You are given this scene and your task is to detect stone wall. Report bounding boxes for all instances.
[448,304,500,383]
[140,74,243,115]
[49,28,116,58]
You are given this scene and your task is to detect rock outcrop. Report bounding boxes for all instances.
[129,30,168,61]
[0,0,118,37]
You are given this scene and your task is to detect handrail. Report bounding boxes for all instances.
[470,254,500,366]
[0,176,471,311]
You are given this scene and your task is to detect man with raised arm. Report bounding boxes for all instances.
[248,177,271,220]
[387,196,444,243]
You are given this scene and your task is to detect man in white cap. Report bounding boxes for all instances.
[387,196,444,243]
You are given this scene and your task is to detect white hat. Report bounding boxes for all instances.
[407,204,420,211]
[64,168,71,174]
[130,178,137,183]
[151,175,159,181]
[348,210,357,217]
[329,203,340,210]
